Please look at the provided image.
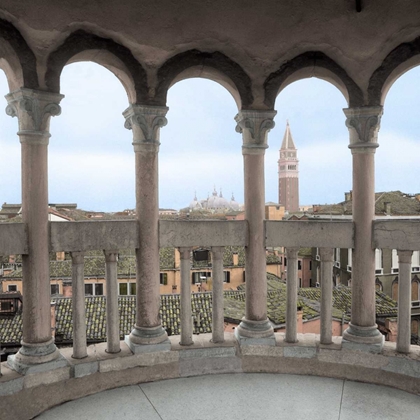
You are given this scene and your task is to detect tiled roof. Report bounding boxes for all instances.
[0,275,398,346]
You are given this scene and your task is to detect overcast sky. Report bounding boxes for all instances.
[0,63,419,212]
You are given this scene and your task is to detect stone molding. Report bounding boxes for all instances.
[5,88,63,144]
[123,104,168,153]
[343,106,383,152]
[235,110,276,155]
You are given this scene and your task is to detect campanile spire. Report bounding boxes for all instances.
[278,121,299,212]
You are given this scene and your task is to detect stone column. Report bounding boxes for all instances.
[397,250,413,353]
[123,105,170,353]
[71,252,87,359]
[211,246,224,343]
[104,250,120,353]
[320,248,334,344]
[179,247,193,346]
[342,106,384,352]
[5,89,66,373]
[234,110,276,345]
[285,247,299,343]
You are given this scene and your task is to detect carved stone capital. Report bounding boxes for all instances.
[286,247,299,260]
[123,104,168,153]
[5,88,64,145]
[235,110,276,155]
[343,106,383,153]
[397,250,413,264]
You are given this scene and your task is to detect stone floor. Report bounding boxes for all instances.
[37,373,420,420]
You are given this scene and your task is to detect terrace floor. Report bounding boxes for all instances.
[37,372,420,420]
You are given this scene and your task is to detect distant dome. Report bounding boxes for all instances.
[189,193,202,211]
[215,190,229,209]
[229,194,240,211]
[207,188,219,209]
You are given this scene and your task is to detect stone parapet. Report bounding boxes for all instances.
[1,333,420,419]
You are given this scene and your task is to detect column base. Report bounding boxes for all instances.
[7,339,68,374]
[235,318,275,346]
[125,325,171,354]
[342,323,384,353]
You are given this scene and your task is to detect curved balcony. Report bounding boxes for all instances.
[1,219,420,419]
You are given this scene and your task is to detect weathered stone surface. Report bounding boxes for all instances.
[265,220,354,248]
[23,366,71,388]
[180,356,242,377]
[284,346,316,359]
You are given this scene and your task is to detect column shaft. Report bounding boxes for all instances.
[123,105,169,351]
[5,89,63,372]
[211,247,224,343]
[342,106,384,350]
[21,139,50,344]
[71,252,87,359]
[234,110,276,342]
[244,152,267,321]
[320,248,334,344]
[397,250,413,353]
[285,247,298,343]
[179,248,193,345]
[352,151,376,327]
[105,250,120,353]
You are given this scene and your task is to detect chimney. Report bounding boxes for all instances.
[62,280,73,297]
[8,255,16,264]
[174,248,181,269]
[233,252,239,266]
[50,302,56,338]
[344,191,352,202]
[297,306,304,334]
[56,251,65,261]
[384,202,391,215]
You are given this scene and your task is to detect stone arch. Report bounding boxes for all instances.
[0,19,38,91]
[264,51,364,109]
[412,275,420,301]
[368,36,420,106]
[155,50,253,110]
[45,30,148,104]
[375,277,383,292]
[392,277,399,301]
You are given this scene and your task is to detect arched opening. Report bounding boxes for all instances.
[392,278,399,301]
[160,78,242,212]
[376,66,420,199]
[267,77,349,210]
[0,69,20,206]
[375,278,383,292]
[49,61,134,211]
[412,277,420,302]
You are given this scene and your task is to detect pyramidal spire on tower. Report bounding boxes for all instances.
[278,121,299,213]
[280,120,296,151]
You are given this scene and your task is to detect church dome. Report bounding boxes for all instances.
[214,190,229,209]
[207,188,219,209]
[229,194,240,211]
[189,193,202,211]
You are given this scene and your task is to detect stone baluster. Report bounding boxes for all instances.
[397,250,413,353]
[71,251,87,359]
[234,110,276,345]
[6,89,66,373]
[211,246,224,343]
[285,247,299,343]
[179,247,193,346]
[342,106,384,352]
[104,250,120,353]
[123,105,170,353]
[320,248,334,344]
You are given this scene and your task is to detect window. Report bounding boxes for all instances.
[95,283,104,296]
[50,284,60,295]
[309,261,312,270]
[85,284,93,296]
[85,283,104,296]
[298,260,302,270]
[119,282,136,295]
[284,257,287,267]
[160,273,168,285]
[347,249,352,272]
[392,249,399,273]
[7,284,17,292]
[224,271,230,283]
[412,251,420,272]
[119,283,128,295]
[191,271,211,284]
[375,249,383,274]
[335,248,340,263]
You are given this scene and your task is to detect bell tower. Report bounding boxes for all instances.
[278,121,299,212]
